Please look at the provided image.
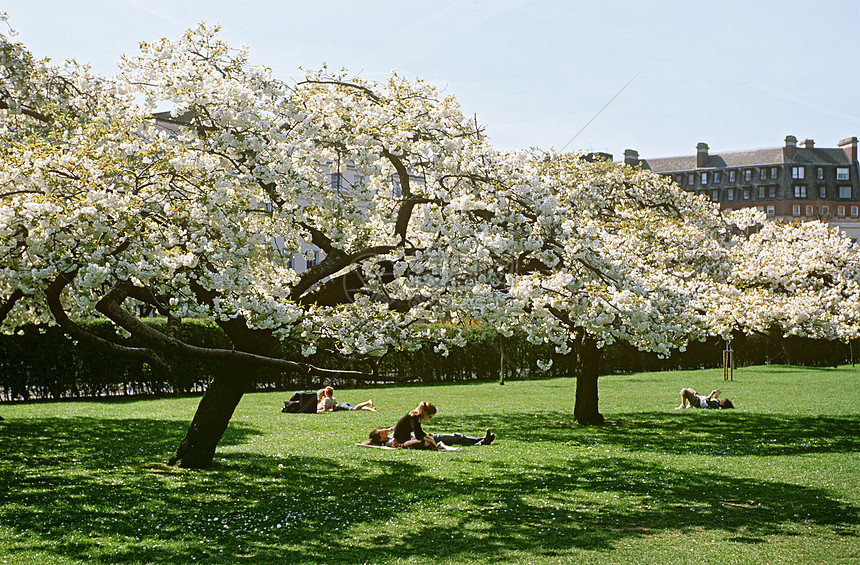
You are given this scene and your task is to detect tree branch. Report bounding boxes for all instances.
[297,78,382,104]
[95,281,368,379]
[0,97,54,124]
[45,273,172,372]
[0,289,24,325]
[295,246,398,304]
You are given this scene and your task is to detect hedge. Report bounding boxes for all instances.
[0,319,856,402]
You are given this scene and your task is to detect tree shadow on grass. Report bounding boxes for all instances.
[364,457,859,562]
[0,415,858,563]
[439,410,860,457]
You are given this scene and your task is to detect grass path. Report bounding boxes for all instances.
[0,365,858,564]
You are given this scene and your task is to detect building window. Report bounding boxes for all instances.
[817,167,825,180]
[759,168,767,181]
[743,169,753,182]
[806,205,814,216]
[822,205,830,216]
[837,167,850,181]
[701,172,708,185]
[743,189,751,200]
[770,167,779,180]
[793,185,807,198]
[687,173,695,186]
[791,166,805,179]
[839,185,852,199]
[674,174,683,185]
[330,173,342,190]
[792,205,801,216]
[768,185,777,198]
[728,170,737,183]
[767,205,775,217]
[713,171,721,184]
[838,205,846,217]
[726,188,734,201]
[710,190,719,202]
[819,185,827,199]
[757,186,766,199]
[852,206,859,217]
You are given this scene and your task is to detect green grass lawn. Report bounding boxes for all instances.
[0,365,858,564]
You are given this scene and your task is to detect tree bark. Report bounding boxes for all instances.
[87,280,368,469]
[168,320,274,469]
[573,333,605,425]
[167,362,249,468]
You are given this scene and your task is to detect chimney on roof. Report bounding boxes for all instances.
[623,149,639,167]
[696,142,708,168]
[799,138,814,149]
[839,137,858,164]
[784,135,797,160]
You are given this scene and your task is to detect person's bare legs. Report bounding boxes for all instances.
[355,400,377,412]
[677,388,697,409]
[676,389,687,409]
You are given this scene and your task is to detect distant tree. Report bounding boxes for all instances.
[711,209,860,359]
[432,152,731,424]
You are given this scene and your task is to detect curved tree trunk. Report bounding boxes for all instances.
[168,321,274,469]
[573,333,605,425]
[168,362,249,468]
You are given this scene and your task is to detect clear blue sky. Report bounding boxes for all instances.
[5,1,860,160]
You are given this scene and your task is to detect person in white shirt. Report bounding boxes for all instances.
[316,386,376,412]
[676,388,734,409]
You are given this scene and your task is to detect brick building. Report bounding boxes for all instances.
[622,135,860,240]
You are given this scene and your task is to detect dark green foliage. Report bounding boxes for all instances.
[1,319,856,401]
[0,319,229,401]
[372,325,575,384]
[601,332,856,374]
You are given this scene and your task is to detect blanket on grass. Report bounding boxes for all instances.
[354,442,460,451]
[355,442,395,450]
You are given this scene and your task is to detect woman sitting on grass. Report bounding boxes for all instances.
[317,386,377,412]
[676,388,734,409]
[390,401,437,449]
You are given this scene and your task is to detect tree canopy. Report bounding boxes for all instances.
[1,23,499,371]
[713,209,860,342]
[3,19,858,464]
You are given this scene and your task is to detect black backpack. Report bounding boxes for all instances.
[282,391,318,414]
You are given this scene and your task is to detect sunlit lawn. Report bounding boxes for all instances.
[0,365,858,564]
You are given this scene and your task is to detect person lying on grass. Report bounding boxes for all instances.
[317,386,377,412]
[676,387,734,409]
[363,426,495,449]
[388,401,438,449]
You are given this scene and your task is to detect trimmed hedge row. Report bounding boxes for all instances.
[0,319,232,401]
[0,319,855,402]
